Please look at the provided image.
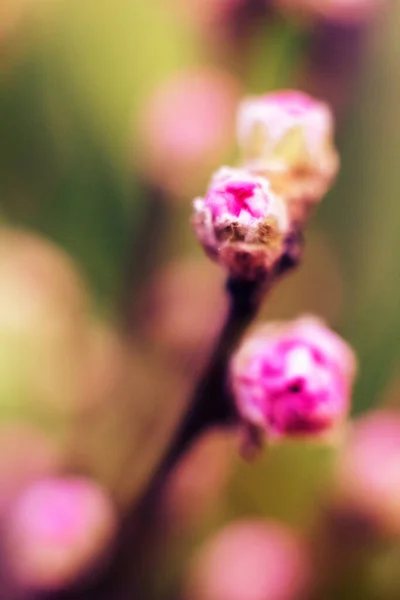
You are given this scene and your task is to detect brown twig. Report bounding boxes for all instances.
[45,230,303,600]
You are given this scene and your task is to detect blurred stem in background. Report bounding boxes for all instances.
[315,6,400,413]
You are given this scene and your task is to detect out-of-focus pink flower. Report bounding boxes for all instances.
[5,477,116,592]
[137,68,241,199]
[144,258,227,375]
[230,316,356,439]
[237,90,338,221]
[184,520,310,600]
[163,428,236,530]
[193,167,288,280]
[273,0,386,25]
[334,411,400,535]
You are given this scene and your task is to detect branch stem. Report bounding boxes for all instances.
[45,276,271,600]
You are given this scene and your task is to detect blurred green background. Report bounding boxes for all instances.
[0,0,399,580]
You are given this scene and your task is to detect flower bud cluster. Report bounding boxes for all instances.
[193,90,338,279]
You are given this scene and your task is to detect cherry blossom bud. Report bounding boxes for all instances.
[273,0,386,25]
[192,167,288,280]
[184,520,310,600]
[230,316,356,440]
[334,411,400,536]
[236,90,339,222]
[4,477,116,592]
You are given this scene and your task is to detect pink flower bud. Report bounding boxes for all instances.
[4,477,116,592]
[184,520,310,600]
[334,411,400,536]
[237,90,339,221]
[230,316,356,439]
[273,0,386,25]
[192,167,288,280]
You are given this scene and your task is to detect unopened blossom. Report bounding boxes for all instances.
[237,90,339,222]
[333,411,400,536]
[273,0,386,25]
[230,316,356,439]
[192,167,288,280]
[4,477,116,591]
[184,520,310,600]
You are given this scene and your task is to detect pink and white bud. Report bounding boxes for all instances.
[184,520,310,600]
[4,477,116,592]
[192,167,288,280]
[273,0,386,25]
[230,316,356,440]
[237,90,339,221]
[334,411,400,536]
